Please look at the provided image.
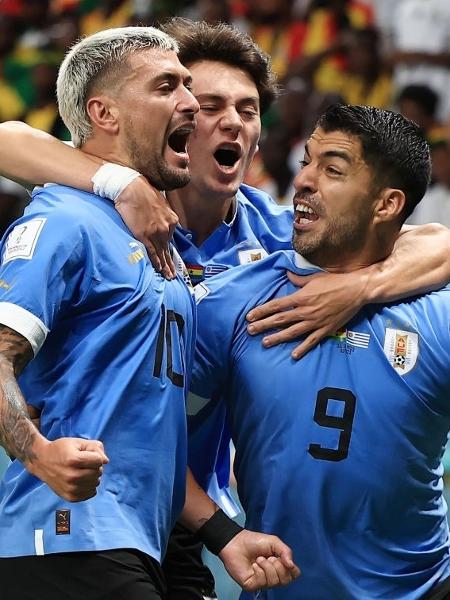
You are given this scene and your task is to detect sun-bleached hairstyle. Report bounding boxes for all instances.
[57,26,178,147]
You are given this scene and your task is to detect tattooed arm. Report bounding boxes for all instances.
[0,325,37,462]
[0,325,109,501]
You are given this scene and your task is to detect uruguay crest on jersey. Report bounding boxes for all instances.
[383,327,419,375]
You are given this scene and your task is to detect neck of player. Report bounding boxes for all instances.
[168,188,235,246]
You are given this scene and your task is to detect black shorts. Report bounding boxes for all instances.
[0,548,166,600]
[162,523,217,600]
[423,575,450,600]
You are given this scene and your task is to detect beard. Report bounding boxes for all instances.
[292,207,373,266]
[124,124,190,192]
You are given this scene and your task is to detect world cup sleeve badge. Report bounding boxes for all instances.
[383,328,419,375]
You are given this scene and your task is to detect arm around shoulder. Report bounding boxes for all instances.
[366,223,450,303]
[0,121,101,189]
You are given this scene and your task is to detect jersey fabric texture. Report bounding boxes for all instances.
[191,250,450,600]
[174,183,293,285]
[0,185,196,563]
[178,184,293,512]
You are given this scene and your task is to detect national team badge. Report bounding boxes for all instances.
[238,248,268,265]
[383,327,418,375]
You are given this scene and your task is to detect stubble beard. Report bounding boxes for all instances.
[124,127,191,192]
[292,210,372,267]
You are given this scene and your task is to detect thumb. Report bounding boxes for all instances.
[270,538,295,569]
[286,271,320,287]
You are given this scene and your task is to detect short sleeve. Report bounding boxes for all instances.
[0,206,90,354]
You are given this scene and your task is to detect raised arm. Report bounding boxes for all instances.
[0,324,108,501]
[247,223,450,358]
[180,468,300,592]
[0,121,178,278]
[0,121,102,188]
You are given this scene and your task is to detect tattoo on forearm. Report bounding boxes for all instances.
[0,325,35,462]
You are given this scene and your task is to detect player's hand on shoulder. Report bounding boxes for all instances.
[26,437,109,502]
[219,529,300,591]
[115,176,178,280]
[247,270,367,359]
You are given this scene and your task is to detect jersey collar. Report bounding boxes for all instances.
[294,253,325,272]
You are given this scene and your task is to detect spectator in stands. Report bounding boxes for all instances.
[396,84,447,146]
[290,0,374,92]
[408,139,450,227]
[388,0,450,121]
[0,14,25,121]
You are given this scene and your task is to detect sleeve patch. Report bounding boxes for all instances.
[2,218,47,265]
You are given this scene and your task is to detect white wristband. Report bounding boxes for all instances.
[91,162,141,203]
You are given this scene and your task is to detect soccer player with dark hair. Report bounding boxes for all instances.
[191,104,450,599]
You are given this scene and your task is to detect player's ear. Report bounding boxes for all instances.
[373,188,405,224]
[86,95,119,135]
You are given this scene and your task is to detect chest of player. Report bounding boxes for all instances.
[227,313,450,488]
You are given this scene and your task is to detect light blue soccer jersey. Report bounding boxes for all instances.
[174,184,293,285]
[0,185,195,562]
[176,184,292,512]
[191,250,450,600]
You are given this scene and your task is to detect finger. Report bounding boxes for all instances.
[276,547,301,579]
[74,451,108,468]
[248,309,308,336]
[68,466,103,485]
[286,271,321,286]
[258,322,311,347]
[163,246,176,279]
[246,296,299,323]
[60,469,103,501]
[242,561,268,592]
[167,212,179,237]
[152,240,172,280]
[264,556,296,586]
[255,556,281,588]
[291,327,334,360]
[147,243,162,273]
[81,440,109,464]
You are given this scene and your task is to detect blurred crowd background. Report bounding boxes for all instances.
[1,0,450,230]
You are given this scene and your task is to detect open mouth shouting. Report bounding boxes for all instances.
[167,123,195,164]
[294,199,320,230]
[213,142,242,173]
